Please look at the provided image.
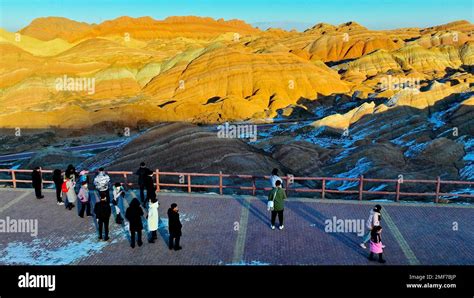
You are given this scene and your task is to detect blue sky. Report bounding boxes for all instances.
[0,0,472,31]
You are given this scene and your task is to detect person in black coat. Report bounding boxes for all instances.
[65,164,77,180]
[52,169,64,205]
[168,203,182,251]
[144,169,156,205]
[125,198,144,248]
[31,167,44,199]
[135,162,151,204]
[94,192,111,241]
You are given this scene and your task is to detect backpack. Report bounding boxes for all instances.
[61,181,69,193]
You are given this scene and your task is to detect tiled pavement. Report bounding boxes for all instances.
[0,188,472,265]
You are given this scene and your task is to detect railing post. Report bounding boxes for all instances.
[187,174,191,193]
[123,173,129,187]
[358,175,364,201]
[435,176,441,203]
[155,169,160,192]
[252,176,256,196]
[11,170,17,188]
[219,171,223,195]
[395,180,400,202]
[321,178,325,199]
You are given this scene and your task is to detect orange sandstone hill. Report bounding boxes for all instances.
[0,16,473,128]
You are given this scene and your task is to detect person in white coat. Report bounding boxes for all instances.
[360,204,382,249]
[112,183,125,224]
[65,175,77,210]
[270,168,283,188]
[147,196,159,243]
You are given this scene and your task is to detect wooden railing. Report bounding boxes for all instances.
[0,168,472,203]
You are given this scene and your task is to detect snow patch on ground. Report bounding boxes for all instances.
[221,260,271,266]
[0,229,121,265]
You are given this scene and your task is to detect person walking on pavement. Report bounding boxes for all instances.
[112,182,125,224]
[135,162,150,204]
[78,181,92,218]
[368,225,386,263]
[94,168,111,203]
[147,196,159,243]
[268,179,286,230]
[125,198,144,248]
[31,167,44,199]
[167,203,182,251]
[94,192,111,241]
[360,205,382,249]
[52,169,64,205]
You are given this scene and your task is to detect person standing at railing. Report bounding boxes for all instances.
[52,169,64,205]
[360,205,382,249]
[94,168,111,204]
[65,164,78,181]
[268,179,286,230]
[112,182,125,224]
[77,170,88,192]
[31,167,44,199]
[270,168,283,188]
[64,175,77,210]
[135,162,151,205]
[144,169,156,208]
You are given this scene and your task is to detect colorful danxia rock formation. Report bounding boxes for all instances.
[0,16,473,128]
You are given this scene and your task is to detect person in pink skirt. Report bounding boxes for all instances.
[368,225,386,263]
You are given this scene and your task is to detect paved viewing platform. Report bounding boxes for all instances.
[0,188,473,265]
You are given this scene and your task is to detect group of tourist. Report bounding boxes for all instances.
[31,163,183,251]
[31,165,386,262]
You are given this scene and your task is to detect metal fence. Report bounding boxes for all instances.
[1,168,473,203]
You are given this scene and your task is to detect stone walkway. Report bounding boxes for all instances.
[0,188,472,265]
